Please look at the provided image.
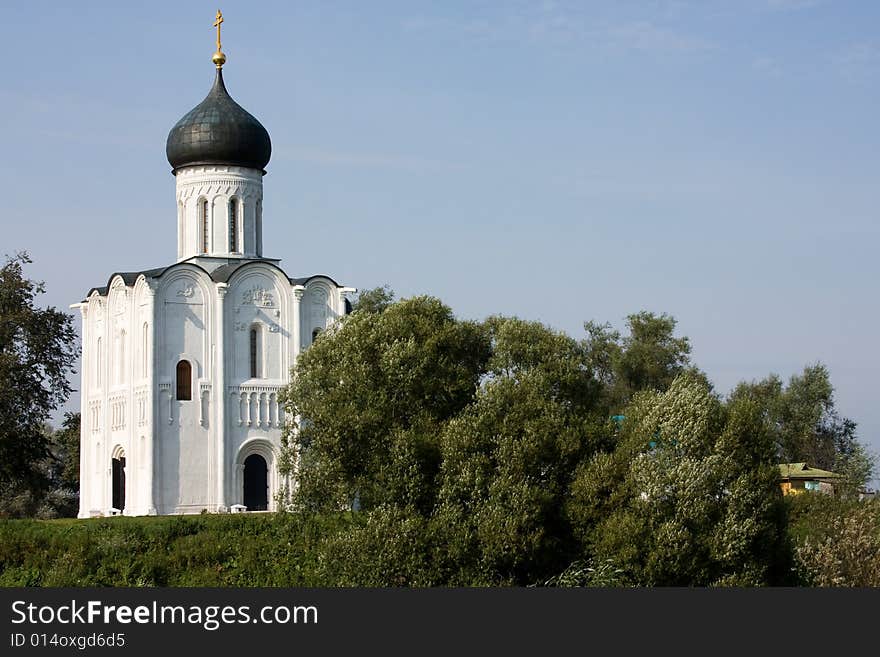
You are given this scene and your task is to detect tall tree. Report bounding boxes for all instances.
[569,373,788,586]
[0,253,77,489]
[435,317,605,584]
[351,285,395,315]
[584,311,691,412]
[0,412,81,518]
[729,364,874,489]
[279,294,490,513]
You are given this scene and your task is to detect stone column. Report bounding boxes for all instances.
[292,286,305,364]
[337,286,356,322]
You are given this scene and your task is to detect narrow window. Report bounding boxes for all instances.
[176,360,192,401]
[141,323,148,378]
[250,327,259,378]
[178,202,184,258]
[312,328,322,343]
[229,198,238,253]
[118,330,126,383]
[200,199,209,254]
[96,337,103,387]
[255,200,262,257]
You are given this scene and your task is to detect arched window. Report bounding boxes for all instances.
[96,337,103,387]
[229,198,238,253]
[118,330,126,383]
[141,323,149,378]
[249,326,260,378]
[177,202,185,258]
[199,199,209,254]
[312,327,322,343]
[176,360,192,401]
[255,200,263,257]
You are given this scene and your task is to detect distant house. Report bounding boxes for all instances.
[778,463,841,496]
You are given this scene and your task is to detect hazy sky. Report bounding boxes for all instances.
[2,1,878,471]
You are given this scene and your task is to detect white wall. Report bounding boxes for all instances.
[77,264,348,517]
[175,165,264,260]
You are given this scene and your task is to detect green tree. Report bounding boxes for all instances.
[44,411,81,516]
[279,294,490,514]
[789,495,880,586]
[351,285,395,314]
[0,413,80,519]
[434,317,605,584]
[0,253,76,490]
[584,311,691,412]
[730,364,874,489]
[570,373,787,586]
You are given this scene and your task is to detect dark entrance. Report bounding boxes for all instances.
[112,455,126,511]
[243,454,268,511]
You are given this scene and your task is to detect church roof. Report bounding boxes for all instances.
[165,69,272,172]
[85,266,171,297]
[83,261,344,300]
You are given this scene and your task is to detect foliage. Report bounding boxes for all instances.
[0,253,77,489]
[541,558,629,587]
[351,285,395,314]
[280,303,615,584]
[277,290,876,587]
[570,373,788,586]
[279,295,491,513]
[435,317,605,584]
[313,506,444,586]
[0,413,81,519]
[52,412,81,495]
[786,494,880,586]
[0,513,353,587]
[729,365,873,487]
[583,312,691,412]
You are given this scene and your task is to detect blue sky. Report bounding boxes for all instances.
[2,1,879,472]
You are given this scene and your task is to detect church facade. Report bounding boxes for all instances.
[73,23,353,517]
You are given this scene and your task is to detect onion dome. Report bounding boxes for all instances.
[165,68,272,173]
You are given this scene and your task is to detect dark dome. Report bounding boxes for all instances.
[166,70,271,172]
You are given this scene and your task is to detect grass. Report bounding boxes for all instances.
[0,512,357,587]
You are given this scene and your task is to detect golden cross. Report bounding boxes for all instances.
[213,9,224,52]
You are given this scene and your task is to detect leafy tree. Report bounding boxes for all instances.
[0,253,76,490]
[280,291,820,586]
[570,373,787,586]
[314,506,442,586]
[789,495,880,586]
[279,295,491,513]
[351,285,395,314]
[584,311,691,412]
[43,411,81,517]
[0,412,80,519]
[434,317,605,584]
[729,364,874,489]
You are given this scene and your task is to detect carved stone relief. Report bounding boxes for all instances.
[176,284,196,299]
[241,286,275,307]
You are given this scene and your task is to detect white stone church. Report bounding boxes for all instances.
[72,28,354,517]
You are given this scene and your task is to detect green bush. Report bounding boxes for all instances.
[785,494,880,586]
[0,513,349,587]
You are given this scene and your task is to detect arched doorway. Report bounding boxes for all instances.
[112,452,126,511]
[243,454,268,511]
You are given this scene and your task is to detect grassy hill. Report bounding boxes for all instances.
[2,496,878,586]
[0,513,355,587]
